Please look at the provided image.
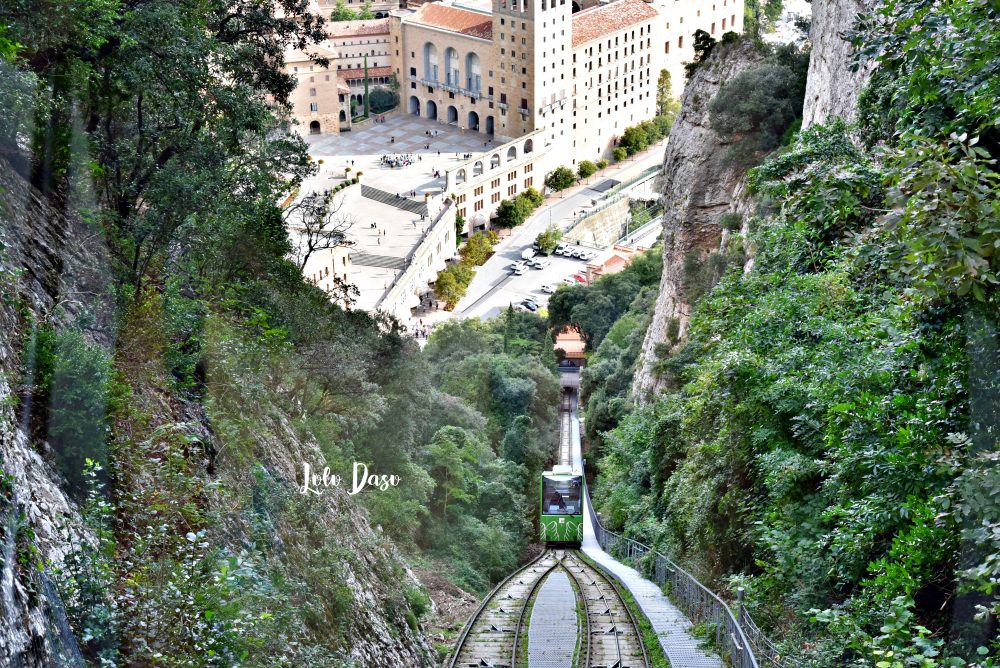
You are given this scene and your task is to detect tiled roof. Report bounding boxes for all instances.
[285,42,339,64]
[408,3,493,40]
[326,19,391,38]
[571,0,658,48]
[338,65,394,79]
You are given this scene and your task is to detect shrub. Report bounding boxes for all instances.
[613,147,628,162]
[578,160,598,180]
[720,212,743,231]
[23,326,111,501]
[544,166,577,192]
[596,159,609,170]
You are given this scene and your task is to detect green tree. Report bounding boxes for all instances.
[331,0,358,21]
[424,426,484,518]
[433,262,473,308]
[596,158,609,170]
[535,224,562,255]
[613,147,627,162]
[684,29,717,79]
[577,160,598,181]
[656,68,675,116]
[545,166,576,192]
[619,125,649,156]
[494,197,533,229]
[359,0,375,19]
[709,50,808,166]
[368,88,398,112]
[521,186,544,208]
[460,231,497,266]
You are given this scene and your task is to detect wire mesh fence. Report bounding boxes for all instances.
[586,483,791,668]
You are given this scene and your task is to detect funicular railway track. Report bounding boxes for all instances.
[448,388,650,668]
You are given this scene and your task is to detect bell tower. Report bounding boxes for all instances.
[491,0,572,147]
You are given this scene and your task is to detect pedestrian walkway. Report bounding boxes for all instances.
[527,571,578,668]
[572,402,723,668]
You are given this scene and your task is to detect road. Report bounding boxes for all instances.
[455,144,667,319]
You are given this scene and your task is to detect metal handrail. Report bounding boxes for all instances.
[584,480,762,668]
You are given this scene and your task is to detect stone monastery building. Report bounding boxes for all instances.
[389,0,742,160]
[285,0,742,229]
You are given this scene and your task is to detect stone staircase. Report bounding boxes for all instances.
[351,252,407,270]
[361,184,429,217]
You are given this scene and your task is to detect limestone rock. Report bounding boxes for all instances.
[631,40,765,400]
[801,0,876,128]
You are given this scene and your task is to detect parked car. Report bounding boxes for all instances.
[572,273,588,284]
[562,276,577,285]
[521,247,536,260]
[570,249,583,258]
[541,283,557,293]
[513,265,527,275]
[554,243,567,255]
[521,299,538,311]
[532,258,551,269]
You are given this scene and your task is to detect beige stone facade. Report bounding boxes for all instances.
[388,0,742,171]
[653,0,745,93]
[304,245,354,299]
[284,20,397,134]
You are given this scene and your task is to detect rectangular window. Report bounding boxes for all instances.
[474,186,484,196]
[309,88,316,96]
[474,200,484,211]
[310,103,318,111]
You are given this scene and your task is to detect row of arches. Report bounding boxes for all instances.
[453,138,535,184]
[422,44,483,93]
[407,97,496,135]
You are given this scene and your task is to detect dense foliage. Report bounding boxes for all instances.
[709,43,809,165]
[0,1,563,665]
[586,2,1000,665]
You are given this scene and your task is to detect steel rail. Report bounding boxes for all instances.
[446,549,551,668]
[509,557,562,668]
[563,550,650,668]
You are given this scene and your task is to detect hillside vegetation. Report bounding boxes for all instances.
[579,3,1000,665]
[0,1,557,665]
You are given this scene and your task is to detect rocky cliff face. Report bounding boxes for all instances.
[631,40,765,399]
[0,160,110,667]
[0,159,434,666]
[801,0,875,127]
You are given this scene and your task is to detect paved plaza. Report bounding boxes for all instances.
[305,113,499,196]
[293,115,503,313]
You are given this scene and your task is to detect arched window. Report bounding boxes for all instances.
[473,161,484,176]
[490,153,500,169]
[423,43,439,81]
[447,105,458,124]
[309,120,321,135]
[507,146,517,161]
[456,169,467,184]
[444,47,459,86]
[524,138,534,153]
[408,96,421,115]
[468,111,480,131]
[465,52,482,93]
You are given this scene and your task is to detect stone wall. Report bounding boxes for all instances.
[563,197,630,248]
[377,197,458,322]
